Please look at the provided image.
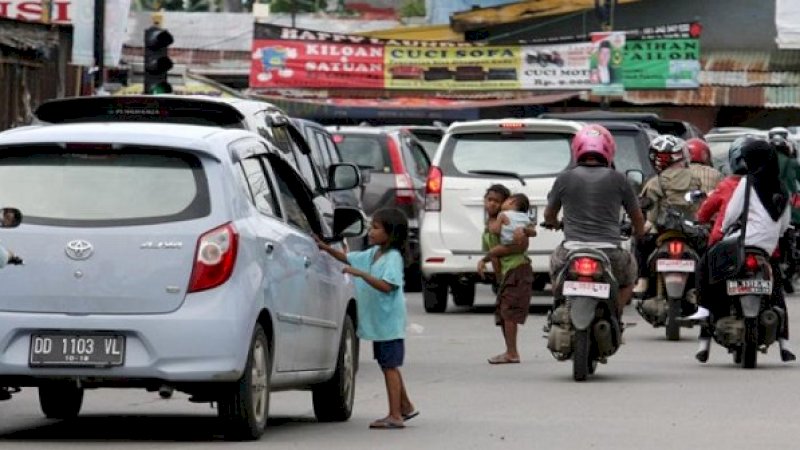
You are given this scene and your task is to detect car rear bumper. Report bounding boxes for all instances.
[0,290,252,386]
[421,250,552,277]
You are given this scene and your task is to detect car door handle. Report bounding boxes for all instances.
[265,243,274,254]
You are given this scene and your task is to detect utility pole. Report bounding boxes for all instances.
[93,0,105,92]
[291,0,296,27]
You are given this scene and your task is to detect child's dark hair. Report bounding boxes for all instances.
[485,184,510,200]
[509,193,529,212]
[372,208,409,257]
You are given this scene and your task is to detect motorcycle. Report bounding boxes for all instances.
[636,192,707,340]
[545,222,626,382]
[712,248,783,369]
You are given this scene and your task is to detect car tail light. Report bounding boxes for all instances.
[425,166,443,211]
[745,254,760,272]
[387,136,415,205]
[667,240,684,258]
[332,134,344,144]
[570,257,600,277]
[188,223,239,293]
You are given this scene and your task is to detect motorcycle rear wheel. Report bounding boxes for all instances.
[742,317,758,369]
[666,297,681,341]
[573,330,591,382]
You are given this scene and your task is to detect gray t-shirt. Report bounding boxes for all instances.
[547,165,639,244]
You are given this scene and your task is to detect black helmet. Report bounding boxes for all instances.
[768,127,796,157]
[728,136,756,175]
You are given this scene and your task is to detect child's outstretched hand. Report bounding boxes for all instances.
[342,265,365,278]
[313,234,329,251]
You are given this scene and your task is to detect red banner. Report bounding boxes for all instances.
[250,40,385,89]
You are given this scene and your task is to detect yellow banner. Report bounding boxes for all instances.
[385,45,521,90]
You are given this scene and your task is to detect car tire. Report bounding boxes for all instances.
[39,381,83,419]
[423,276,448,313]
[451,279,475,307]
[313,315,357,422]
[218,324,271,441]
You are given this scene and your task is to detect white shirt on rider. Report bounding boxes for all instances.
[721,181,790,254]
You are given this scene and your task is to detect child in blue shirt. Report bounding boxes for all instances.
[316,208,418,430]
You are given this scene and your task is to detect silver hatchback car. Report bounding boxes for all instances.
[0,122,364,440]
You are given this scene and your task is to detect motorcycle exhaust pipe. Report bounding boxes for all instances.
[593,320,614,357]
[760,309,780,347]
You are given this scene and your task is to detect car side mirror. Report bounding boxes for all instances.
[0,208,22,228]
[332,207,366,239]
[328,163,361,191]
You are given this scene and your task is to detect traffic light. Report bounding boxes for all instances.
[143,26,174,94]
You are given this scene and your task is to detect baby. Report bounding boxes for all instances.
[489,193,533,245]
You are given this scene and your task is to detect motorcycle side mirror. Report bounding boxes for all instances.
[0,208,21,228]
[625,169,644,187]
[684,190,707,204]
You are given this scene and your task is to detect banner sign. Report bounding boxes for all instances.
[590,32,626,96]
[623,39,701,89]
[250,23,699,92]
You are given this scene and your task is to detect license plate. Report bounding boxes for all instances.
[656,259,696,272]
[726,280,773,296]
[29,334,125,367]
[563,281,610,299]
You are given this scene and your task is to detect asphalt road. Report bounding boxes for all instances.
[1,286,799,449]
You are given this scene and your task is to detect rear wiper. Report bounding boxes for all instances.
[469,170,526,186]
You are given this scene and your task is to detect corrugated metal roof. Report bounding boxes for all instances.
[699,71,800,86]
[701,49,800,72]
[607,86,800,109]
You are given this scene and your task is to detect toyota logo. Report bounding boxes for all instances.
[65,240,94,260]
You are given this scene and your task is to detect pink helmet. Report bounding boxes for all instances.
[571,124,616,167]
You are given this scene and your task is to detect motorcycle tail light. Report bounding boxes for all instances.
[668,240,684,258]
[571,257,600,277]
[745,254,760,272]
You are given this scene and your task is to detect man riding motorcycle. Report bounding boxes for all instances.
[769,127,800,292]
[686,138,723,194]
[635,135,708,297]
[545,124,645,320]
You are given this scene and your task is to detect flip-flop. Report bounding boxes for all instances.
[369,418,405,429]
[487,354,520,364]
[402,410,420,422]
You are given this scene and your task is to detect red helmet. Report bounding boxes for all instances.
[686,138,711,165]
[571,124,616,167]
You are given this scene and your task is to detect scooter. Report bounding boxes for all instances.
[545,222,625,382]
[712,248,783,369]
[636,192,707,340]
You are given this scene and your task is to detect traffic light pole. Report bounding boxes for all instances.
[93,0,105,91]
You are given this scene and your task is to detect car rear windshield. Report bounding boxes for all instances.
[441,132,572,177]
[334,134,390,172]
[0,147,210,226]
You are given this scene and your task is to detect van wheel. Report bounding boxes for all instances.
[39,381,83,419]
[423,276,448,313]
[451,280,475,307]
[218,324,270,441]
[313,316,357,422]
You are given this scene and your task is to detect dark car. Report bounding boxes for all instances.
[327,126,432,291]
[587,121,656,186]
[540,110,703,140]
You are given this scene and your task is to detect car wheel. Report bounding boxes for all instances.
[39,381,84,419]
[451,279,475,307]
[218,324,271,441]
[423,276,448,313]
[313,315,357,422]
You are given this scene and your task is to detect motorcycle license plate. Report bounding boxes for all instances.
[726,280,772,296]
[656,259,695,272]
[563,281,610,299]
